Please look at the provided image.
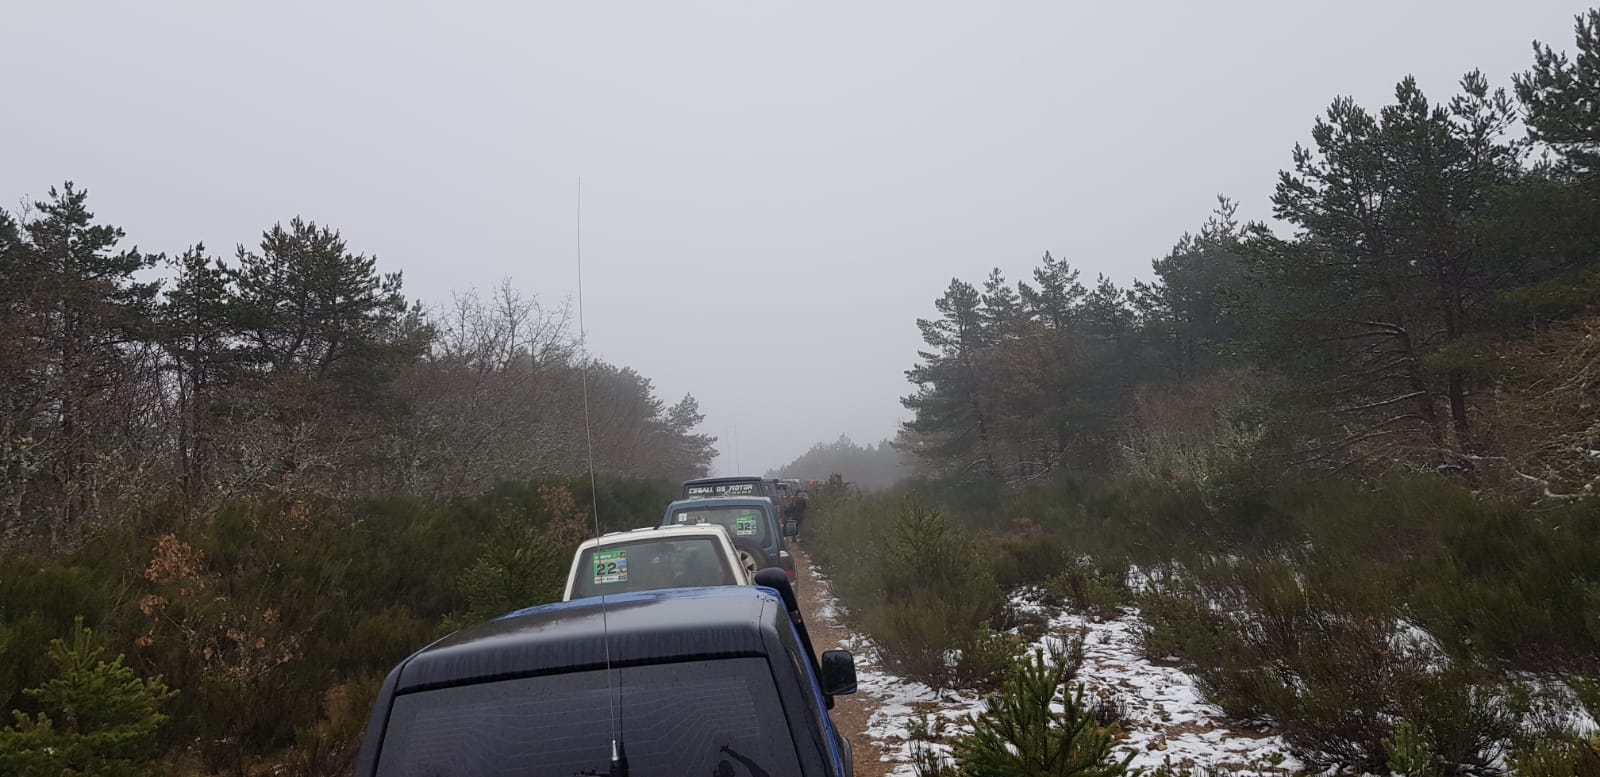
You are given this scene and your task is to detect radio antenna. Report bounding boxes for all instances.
[576,178,627,777]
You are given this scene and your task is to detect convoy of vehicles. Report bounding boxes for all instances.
[361,473,856,776]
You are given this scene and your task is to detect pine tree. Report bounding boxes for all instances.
[663,394,718,481]
[1250,73,1523,460]
[1516,10,1600,175]
[979,268,1023,339]
[902,279,996,477]
[1496,10,1600,328]
[0,208,46,542]
[1017,252,1085,331]
[951,646,1131,777]
[158,245,236,500]
[10,184,160,541]
[230,217,419,380]
[0,618,175,777]
[227,218,428,485]
[1136,196,1250,382]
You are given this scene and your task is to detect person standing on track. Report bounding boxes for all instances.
[786,491,808,538]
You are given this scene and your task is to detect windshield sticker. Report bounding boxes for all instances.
[687,482,758,497]
[735,514,758,535]
[593,550,627,583]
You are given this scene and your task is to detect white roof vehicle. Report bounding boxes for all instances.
[561,524,752,601]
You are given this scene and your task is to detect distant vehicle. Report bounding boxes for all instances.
[353,575,859,776]
[682,475,778,501]
[562,524,749,601]
[663,496,799,587]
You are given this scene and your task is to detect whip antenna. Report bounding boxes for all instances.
[575,178,626,777]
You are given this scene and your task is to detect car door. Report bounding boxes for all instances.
[773,610,852,776]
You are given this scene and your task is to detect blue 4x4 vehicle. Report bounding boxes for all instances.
[354,570,857,777]
[663,496,798,588]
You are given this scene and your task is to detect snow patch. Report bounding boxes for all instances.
[1044,600,1299,774]
[806,565,1302,776]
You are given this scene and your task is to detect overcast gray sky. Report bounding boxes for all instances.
[5,1,1590,474]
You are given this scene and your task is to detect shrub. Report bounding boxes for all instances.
[870,503,1002,686]
[806,491,1003,687]
[1509,736,1600,777]
[458,508,580,619]
[0,618,175,777]
[1137,587,1221,665]
[1086,689,1129,730]
[990,600,1050,644]
[867,599,966,682]
[1042,559,1130,619]
[283,677,382,777]
[0,558,115,714]
[953,628,1019,691]
[949,645,1132,777]
[984,523,1070,589]
[1146,562,1520,773]
[1382,721,1438,777]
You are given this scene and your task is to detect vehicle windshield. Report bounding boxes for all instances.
[569,537,736,599]
[375,657,801,777]
[670,505,772,545]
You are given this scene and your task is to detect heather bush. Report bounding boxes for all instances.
[0,476,669,772]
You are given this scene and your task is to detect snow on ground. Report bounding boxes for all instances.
[1039,597,1300,774]
[807,565,1301,776]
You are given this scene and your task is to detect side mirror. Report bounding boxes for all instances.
[783,520,799,537]
[820,650,857,696]
[753,568,799,613]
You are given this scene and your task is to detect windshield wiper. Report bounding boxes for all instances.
[717,744,772,777]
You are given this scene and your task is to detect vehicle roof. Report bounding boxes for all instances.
[682,475,765,485]
[665,496,777,510]
[394,586,781,692]
[578,524,732,548]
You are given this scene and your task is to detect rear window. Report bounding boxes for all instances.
[376,657,801,777]
[670,505,772,545]
[569,537,736,599]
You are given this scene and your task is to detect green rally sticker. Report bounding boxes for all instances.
[735,515,758,535]
[593,550,628,583]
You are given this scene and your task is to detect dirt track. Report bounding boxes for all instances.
[794,548,897,777]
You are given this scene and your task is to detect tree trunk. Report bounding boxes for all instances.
[1436,252,1472,450]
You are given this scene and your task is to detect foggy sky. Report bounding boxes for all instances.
[6,2,1589,474]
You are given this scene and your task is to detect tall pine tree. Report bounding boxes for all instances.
[902,279,997,478]
[8,184,160,542]
[158,245,236,501]
[1250,74,1523,461]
